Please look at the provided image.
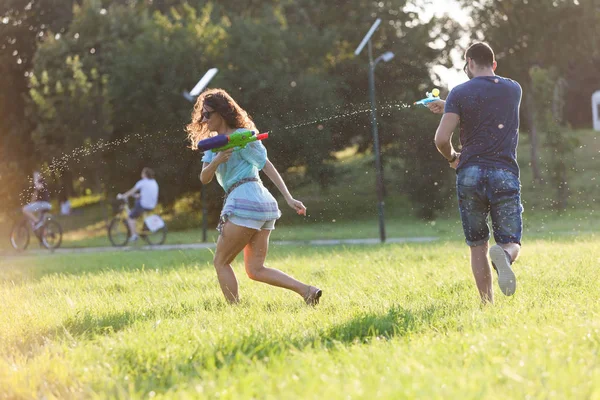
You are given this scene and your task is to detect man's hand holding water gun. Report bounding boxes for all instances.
[427,98,445,114]
[414,88,446,114]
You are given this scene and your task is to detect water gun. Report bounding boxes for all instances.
[197,129,269,153]
[414,88,440,107]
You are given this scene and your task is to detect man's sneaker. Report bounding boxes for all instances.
[489,245,516,296]
[129,234,139,243]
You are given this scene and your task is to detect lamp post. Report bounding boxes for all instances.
[183,68,218,242]
[355,19,395,243]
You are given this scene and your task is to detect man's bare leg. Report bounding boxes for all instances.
[470,242,493,303]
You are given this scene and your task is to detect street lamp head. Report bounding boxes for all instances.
[381,51,395,62]
[374,51,395,66]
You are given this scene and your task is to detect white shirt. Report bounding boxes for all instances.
[134,178,159,209]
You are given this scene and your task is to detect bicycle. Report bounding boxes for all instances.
[107,196,167,247]
[10,210,63,251]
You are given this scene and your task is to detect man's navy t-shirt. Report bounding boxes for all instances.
[444,75,522,176]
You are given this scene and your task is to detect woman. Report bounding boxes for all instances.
[187,89,322,305]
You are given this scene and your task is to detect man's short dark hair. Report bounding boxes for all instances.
[142,167,155,179]
[465,42,495,67]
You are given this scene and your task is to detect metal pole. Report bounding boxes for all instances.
[183,68,218,243]
[201,184,207,242]
[594,0,599,59]
[368,39,386,243]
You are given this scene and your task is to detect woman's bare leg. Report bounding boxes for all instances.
[213,222,256,303]
[244,229,321,304]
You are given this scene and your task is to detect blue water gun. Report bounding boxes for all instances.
[414,88,441,107]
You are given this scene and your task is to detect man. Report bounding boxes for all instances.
[428,42,523,303]
[23,171,52,230]
[119,167,159,241]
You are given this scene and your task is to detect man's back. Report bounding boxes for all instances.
[445,75,522,176]
[135,178,159,209]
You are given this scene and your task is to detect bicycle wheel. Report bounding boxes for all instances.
[108,218,130,247]
[10,220,30,251]
[41,219,63,250]
[142,224,167,246]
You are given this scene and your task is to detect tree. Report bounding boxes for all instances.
[211,3,342,186]
[29,55,112,187]
[462,0,600,182]
[530,66,578,211]
[562,0,600,128]
[211,0,461,213]
[0,0,76,211]
[103,5,216,203]
[26,0,149,195]
[16,0,461,222]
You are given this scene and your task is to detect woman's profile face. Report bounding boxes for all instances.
[201,104,221,133]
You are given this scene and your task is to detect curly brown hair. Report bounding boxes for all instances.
[186,88,257,150]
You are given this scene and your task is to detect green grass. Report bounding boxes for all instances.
[1,235,600,398]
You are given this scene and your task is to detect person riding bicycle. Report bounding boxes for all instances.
[118,167,159,241]
[22,171,52,231]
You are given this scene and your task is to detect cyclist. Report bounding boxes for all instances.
[22,171,52,231]
[118,167,159,241]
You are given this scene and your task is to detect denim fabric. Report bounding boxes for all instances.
[456,165,523,247]
[129,199,153,219]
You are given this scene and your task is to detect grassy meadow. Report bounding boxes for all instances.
[0,129,599,398]
[2,235,600,398]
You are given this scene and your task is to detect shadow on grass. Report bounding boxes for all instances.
[8,302,444,366]
[102,303,448,393]
[325,305,438,343]
[4,300,460,397]
[189,304,443,372]
[7,298,226,356]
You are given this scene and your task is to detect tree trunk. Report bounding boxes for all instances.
[523,87,542,182]
[557,162,568,212]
